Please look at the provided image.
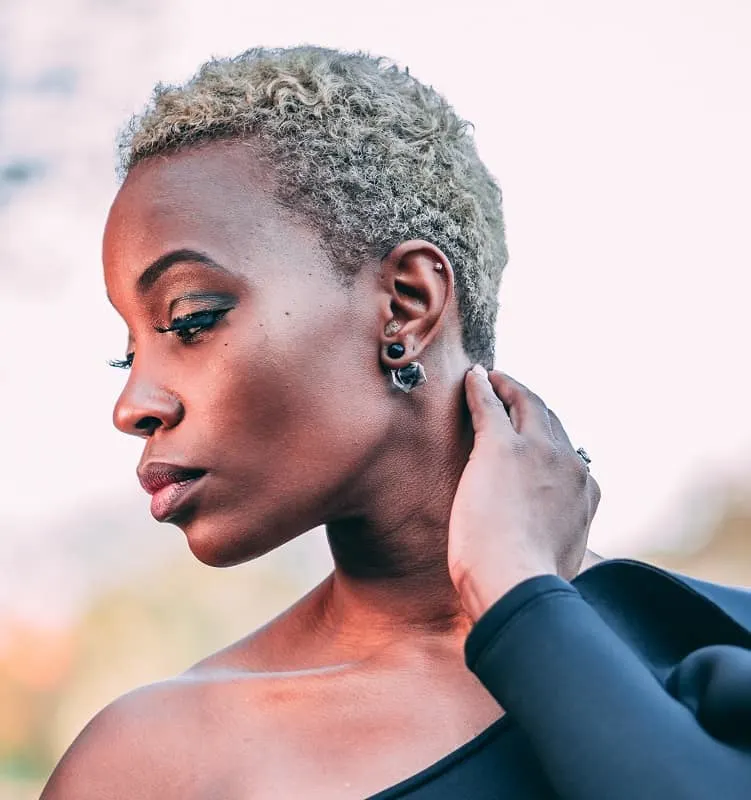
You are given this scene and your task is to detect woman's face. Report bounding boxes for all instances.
[103,143,394,567]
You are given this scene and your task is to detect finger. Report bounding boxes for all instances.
[586,473,602,518]
[547,408,574,448]
[488,371,553,438]
[465,365,514,437]
[547,408,593,481]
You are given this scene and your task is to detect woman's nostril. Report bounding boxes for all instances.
[135,416,161,434]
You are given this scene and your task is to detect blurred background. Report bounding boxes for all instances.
[1,0,750,796]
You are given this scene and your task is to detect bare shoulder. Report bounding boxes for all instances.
[41,594,330,799]
[40,676,222,800]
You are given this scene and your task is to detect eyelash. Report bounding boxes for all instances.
[155,307,232,342]
[108,354,134,370]
[108,308,232,370]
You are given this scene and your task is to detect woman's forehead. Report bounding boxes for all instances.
[112,144,277,228]
[103,143,338,290]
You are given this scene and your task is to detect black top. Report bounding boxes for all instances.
[367,559,751,799]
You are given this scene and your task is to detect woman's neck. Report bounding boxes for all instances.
[323,375,476,646]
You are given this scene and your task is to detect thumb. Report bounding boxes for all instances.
[465,364,512,436]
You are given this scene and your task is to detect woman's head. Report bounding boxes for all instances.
[104,46,508,567]
[119,46,507,366]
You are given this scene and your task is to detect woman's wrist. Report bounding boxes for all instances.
[458,559,558,623]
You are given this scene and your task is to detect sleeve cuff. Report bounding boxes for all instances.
[465,574,578,669]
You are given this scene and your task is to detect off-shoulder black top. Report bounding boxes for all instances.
[368,560,751,799]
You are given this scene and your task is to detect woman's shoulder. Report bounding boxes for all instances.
[40,660,279,800]
[40,603,336,800]
[41,587,339,799]
[39,677,195,798]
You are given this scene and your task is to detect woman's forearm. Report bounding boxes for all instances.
[465,575,751,800]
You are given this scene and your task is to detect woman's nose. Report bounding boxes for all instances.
[113,376,184,437]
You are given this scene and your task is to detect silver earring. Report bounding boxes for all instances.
[390,362,428,393]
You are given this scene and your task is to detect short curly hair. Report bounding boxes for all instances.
[119,46,508,366]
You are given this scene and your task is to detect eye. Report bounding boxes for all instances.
[108,353,134,370]
[156,308,232,344]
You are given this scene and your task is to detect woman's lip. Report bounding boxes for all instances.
[138,462,206,495]
[150,474,205,522]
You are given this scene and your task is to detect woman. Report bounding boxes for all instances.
[43,46,751,798]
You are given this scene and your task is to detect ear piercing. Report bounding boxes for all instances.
[385,341,427,393]
[390,361,428,393]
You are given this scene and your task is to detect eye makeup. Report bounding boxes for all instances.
[155,307,233,343]
[108,293,237,368]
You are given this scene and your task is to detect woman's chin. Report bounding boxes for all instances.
[179,515,279,568]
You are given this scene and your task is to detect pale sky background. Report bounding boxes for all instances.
[1,0,750,627]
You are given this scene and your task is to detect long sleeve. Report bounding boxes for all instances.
[465,574,751,800]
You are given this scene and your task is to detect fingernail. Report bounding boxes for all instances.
[471,364,488,379]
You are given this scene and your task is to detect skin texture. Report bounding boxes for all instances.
[41,141,600,800]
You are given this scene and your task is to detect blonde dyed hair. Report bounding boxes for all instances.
[119,46,508,365]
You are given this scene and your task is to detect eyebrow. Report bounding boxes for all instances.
[136,249,231,293]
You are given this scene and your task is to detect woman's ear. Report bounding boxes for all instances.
[378,239,455,369]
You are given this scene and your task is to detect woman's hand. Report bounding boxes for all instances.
[448,366,601,622]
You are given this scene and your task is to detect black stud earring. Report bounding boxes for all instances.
[387,342,405,359]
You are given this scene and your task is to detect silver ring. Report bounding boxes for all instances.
[576,447,591,469]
